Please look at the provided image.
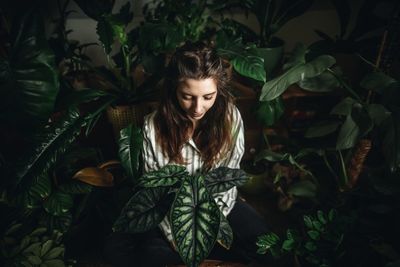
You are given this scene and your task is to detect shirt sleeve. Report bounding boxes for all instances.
[213,105,245,216]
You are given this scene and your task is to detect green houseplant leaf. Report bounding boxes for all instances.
[217,212,233,250]
[0,10,59,128]
[171,174,220,267]
[113,187,174,233]
[138,165,188,187]
[15,108,87,189]
[118,124,143,182]
[43,191,74,216]
[255,97,285,127]
[231,50,266,82]
[260,55,336,101]
[204,167,248,194]
[336,114,359,150]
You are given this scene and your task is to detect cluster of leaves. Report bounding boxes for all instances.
[1,223,70,267]
[257,209,348,267]
[113,164,248,267]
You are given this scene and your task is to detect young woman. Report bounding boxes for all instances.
[104,42,271,266]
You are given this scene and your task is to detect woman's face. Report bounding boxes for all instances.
[176,78,218,123]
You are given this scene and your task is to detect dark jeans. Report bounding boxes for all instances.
[103,199,272,267]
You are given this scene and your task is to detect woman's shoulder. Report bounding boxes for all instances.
[143,110,158,133]
[228,103,243,123]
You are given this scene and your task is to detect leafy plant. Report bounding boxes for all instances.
[257,209,348,267]
[113,164,248,267]
[0,223,70,267]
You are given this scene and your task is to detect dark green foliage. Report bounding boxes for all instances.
[114,165,248,267]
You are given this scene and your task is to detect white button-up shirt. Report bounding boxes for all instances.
[142,105,245,244]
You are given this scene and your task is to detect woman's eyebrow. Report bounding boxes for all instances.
[203,91,217,96]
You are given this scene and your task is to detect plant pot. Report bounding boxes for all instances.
[256,38,284,79]
[239,161,269,195]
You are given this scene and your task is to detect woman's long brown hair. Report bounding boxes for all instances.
[154,41,234,171]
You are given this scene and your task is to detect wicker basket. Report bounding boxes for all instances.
[106,105,143,140]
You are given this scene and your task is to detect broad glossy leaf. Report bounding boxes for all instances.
[43,192,73,216]
[139,165,188,187]
[171,175,220,267]
[113,187,173,233]
[260,55,336,101]
[351,103,373,137]
[204,167,248,194]
[15,108,86,189]
[298,67,341,92]
[336,115,359,150]
[217,213,233,249]
[330,97,356,116]
[305,120,341,138]
[255,98,284,127]
[360,72,396,94]
[118,124,142,182]
[72,167,113,187]
[231,52,266,82]
[0,11,59,128]
[367,104,391,126]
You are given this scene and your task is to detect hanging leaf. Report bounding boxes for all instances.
[113,187,173,233]
[171,175,220,267]
[204,167,248,194]
[298,67,341,92]
[138,165,188,187]
[96,15,116,55]
[336,115,359,150]
[260,55,336,101]
[118,124,143,182]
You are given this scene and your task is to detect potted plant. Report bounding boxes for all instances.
[112,161,248,267]
[72,0,163,137]
[222,0,315,78]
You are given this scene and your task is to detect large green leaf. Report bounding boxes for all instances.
[336,115,359,150]
[260,55,336,101]
[29,173,52,201]
[255,97,284,127]
[113,187,173,233]
[0,11,59,128]
[367,104,391,127]
[171,175,220,267]
[360,72,396,94]
[15,108,87,189]
[138,165,188,187]
[217,212,233,250]
[118,124,143,182]
[204,167,248,194]
[43,191,73,216]
[298,67,341,92]
[330,97,356,116]
[231,50,266,82]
